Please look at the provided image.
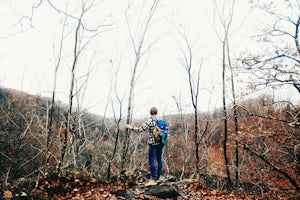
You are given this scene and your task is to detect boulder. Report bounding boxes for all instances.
[144,184,181,199]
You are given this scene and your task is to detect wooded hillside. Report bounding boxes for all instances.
[0,87,299,199]
[1,0,299,199]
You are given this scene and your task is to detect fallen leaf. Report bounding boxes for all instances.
[4,190,13,198]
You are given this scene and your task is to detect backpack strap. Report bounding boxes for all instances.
[150,116,157,128]
[150,116,159,138]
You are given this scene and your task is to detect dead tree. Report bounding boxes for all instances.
[121,0,161,173]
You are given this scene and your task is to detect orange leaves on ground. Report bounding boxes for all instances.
[3,190,13,199]
[1,171,107,199]
[206,146,226,176]
[278,179,291,189]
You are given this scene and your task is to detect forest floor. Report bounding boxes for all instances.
[2,172,299,199]
[50,180,299,200]
[51,182,257,199]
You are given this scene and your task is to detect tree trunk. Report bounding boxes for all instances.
[227,38,239,186]
[45,13,66,173]
[222,39,232,187]
[58,16,81,172]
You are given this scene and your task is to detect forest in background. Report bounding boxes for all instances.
[0,87,299,199]
[0,0,299,199]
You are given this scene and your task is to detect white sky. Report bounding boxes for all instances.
[0,0,298,118]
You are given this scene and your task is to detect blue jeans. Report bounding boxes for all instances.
[148,144,164,180]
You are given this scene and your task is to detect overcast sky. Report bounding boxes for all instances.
[0,0,297,118]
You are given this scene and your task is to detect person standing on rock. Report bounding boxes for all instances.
[125,107,166,186]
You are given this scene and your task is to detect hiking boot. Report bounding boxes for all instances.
[156,178,161,184]
[145,179,157,186]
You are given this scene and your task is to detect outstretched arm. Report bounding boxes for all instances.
[125,117,153,133]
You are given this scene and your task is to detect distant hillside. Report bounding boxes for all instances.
[0,87,108,180]
[0,86,105,123]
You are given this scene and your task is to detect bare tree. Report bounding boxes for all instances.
[106,60,125,181]
[172,95,190,180]
[228,55,240,186]
[45,11,68,174]
[1,0,111,181]
[176,25,203,180]
[239,0,300,191]
[121,0,162,173]
[242,0,300,94]
[50,0,111,172]
[58,11,82,172]
[212,0,237,187]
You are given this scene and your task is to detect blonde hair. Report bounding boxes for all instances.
[150,107,157,115]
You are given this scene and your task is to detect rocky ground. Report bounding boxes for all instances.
[3,171,299,199]
[51,178,299,200]
[53,180,249,200]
